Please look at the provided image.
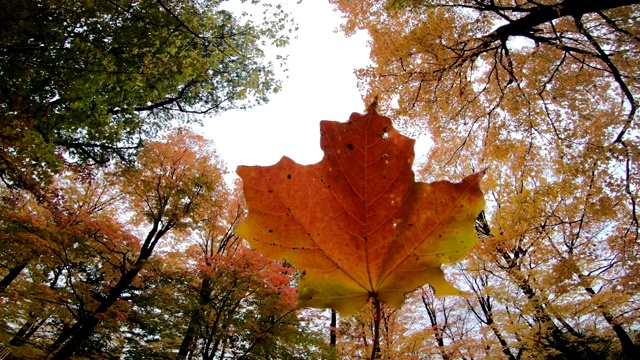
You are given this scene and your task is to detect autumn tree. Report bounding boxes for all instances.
[334,285,483,359]
[166,182,332,360]
[331,0,638,145]
[1,124,337,359]
[332,0,640,359]
[0,188,50,293]
[0,0,292,190]
[456,261,520,360]
[175,182,244,359]
[0,169,138,358]
[336,301,411,359]
[42,128,227,359]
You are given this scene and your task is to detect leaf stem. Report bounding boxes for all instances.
[370,297,381,360]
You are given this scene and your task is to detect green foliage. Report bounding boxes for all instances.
[0,0,292,189]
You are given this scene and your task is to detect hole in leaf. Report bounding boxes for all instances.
[381,131,389,140]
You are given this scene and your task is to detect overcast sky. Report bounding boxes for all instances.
[203,1,429,179]
[202,1,370,172]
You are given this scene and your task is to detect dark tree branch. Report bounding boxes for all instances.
[478,0,640,52]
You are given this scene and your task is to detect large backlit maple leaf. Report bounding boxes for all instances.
[236,105,485,315]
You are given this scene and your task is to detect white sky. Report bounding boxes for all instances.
[203,1,429,178]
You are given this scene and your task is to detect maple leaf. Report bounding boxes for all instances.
[236,106,485,315]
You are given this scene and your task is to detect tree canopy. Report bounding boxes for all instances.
[330,0,640,359]
[0,0,291,190]
[4,0,640,358]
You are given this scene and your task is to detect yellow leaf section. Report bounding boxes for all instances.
[376,172,486,308]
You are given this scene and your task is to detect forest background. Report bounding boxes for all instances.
[1,0,639,359]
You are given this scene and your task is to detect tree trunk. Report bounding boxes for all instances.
[330,309,337,347]
[48,223,170,359]
[584,286,639,360]
[499,250,596,359]
[177,275,213,359]
[9,312,46,346]
[476,297,516,360]
[0,261,28,291]
[49,265,143,359]
[421,294,450,360]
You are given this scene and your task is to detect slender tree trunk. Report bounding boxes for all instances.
[584,286,639,360]
[422,295,450,360]
[488,322,516,360]
[330,309,337,347]
[48,224,170,359]
[0,261,28,291]
[499,251,596,359]
[468,295,516,360]
[203,288,238,360]
[177,275,213,359]
[480,297,516,360]
[475,298,516,360]
[9,312,46,346]
[370,298,381,360]
[49,265,143,359]
[11,267,61,347]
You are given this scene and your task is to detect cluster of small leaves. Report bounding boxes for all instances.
[0,0,293,189]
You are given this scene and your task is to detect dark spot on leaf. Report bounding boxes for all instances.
[347,143,354,150]
[363,236,368,241]
[287,174,292,179]
[267,189,273,193]
[268,229,273,233]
